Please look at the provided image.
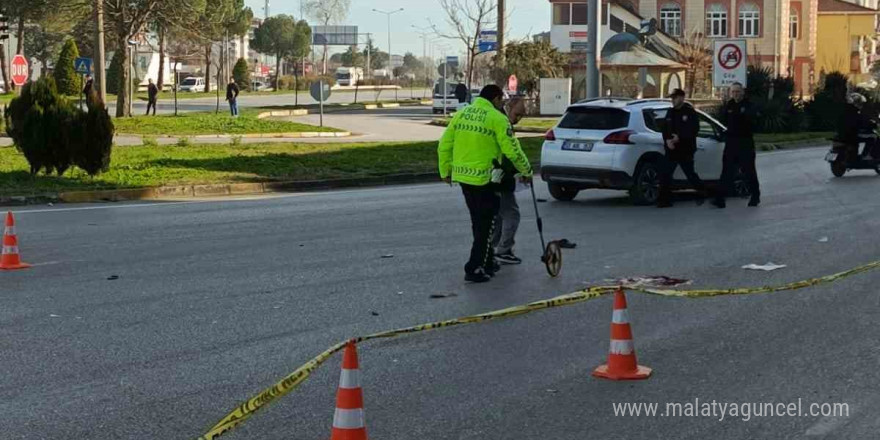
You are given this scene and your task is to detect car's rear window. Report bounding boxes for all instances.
[558,107,630,130]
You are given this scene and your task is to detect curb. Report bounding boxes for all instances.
[429,119,548,133]
[0,173,441,206]
[126,131,352,140]
[378,103,400,108]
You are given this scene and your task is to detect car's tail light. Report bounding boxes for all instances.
[545,129,556,141]
[603,130,635,145]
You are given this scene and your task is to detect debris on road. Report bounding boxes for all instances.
[381,254,394,259]
[742,263,787,271]
[430,293,458,299]
[537,198,548,203]
[49,314,61,318]
[607,276,692,288]
[370,311,380,316]
[818,237,829,243]
[546,389,559,394]
[107,275,119,280]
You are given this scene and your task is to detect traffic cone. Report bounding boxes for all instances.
[330,342,367,440]
[0,212,30,271]
[593,287,651,380]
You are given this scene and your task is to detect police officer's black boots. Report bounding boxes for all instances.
[748,195,760,207]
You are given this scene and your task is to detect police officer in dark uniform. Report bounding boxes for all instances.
[713,82,761,208]
[658,88,707,208]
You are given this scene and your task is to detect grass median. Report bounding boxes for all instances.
[0,137,544,195]
[113,109,340,136]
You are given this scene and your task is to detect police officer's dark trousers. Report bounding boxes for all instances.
[658,152,706,205]
[718,138,759,201]
[461,183,499,275]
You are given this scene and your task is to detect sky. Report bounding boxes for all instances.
[244,0,550,58]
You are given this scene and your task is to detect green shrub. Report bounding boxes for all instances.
[54,39,83,96]
[75,99,114,176]
[742,65,804,133]
[233,58,250,91]
[4,77,113,176]
[805,72,851,131]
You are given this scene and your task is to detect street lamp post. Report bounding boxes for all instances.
[373,8,403,100]
[412,26,433,99]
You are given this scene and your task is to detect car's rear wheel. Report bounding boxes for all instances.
[630,161,661,205]
[548,183,579,201]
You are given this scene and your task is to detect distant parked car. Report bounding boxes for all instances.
[251,81,273,92]
[178,77,206,93]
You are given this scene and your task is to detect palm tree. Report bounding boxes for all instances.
[675,29,712,97]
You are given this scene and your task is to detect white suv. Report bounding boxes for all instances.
[540,98,744,205]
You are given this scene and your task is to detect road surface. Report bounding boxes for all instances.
[130,88,432,116]
[2,146,879,439]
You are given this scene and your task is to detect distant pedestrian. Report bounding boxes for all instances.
[146,78,159,116]
[713,82,760,208]
[226,77,240,117]
[438,85,533,283]
[455,83,468,104]
[492,97,530,265]
[657,88,707,208]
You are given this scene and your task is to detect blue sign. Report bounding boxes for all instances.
[74,57,92,74]
[478,30,498,53]
[446,56,459,67]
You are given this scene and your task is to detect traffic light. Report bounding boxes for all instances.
[0,10,9,41]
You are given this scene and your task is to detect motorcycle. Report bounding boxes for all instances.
[826,133,880,177]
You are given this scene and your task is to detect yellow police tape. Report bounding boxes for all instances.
[197,259,880,439]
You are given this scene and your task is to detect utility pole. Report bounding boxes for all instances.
[497,0,505,63]
[586,0,600,99]
[94,0,107,103]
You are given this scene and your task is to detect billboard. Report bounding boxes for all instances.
[312,26,359,46]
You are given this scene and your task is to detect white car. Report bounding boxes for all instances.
[178,77,206,93]
[541,98,747,205]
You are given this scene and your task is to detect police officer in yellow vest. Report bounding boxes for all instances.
[438,85,533,283]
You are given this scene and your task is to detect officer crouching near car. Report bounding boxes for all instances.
[713,82,761,208]
[438,85,533,283]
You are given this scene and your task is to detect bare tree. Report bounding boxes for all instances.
[432,0,496,90]
[304,0,351,75]
[675,29,712,97]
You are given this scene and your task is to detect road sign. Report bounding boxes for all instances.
[446,56,459,68]
[261,65,270,76]
[478,30,498,53]
[508,75,518,94]
[75,57,93,75]
[312,25,359,46]
[310,81,331,102]
[713,40,747,88]
[11,54,28,86]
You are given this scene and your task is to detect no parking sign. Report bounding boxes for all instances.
[713,40,747,88]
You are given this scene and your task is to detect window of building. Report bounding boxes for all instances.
[790,10,799,39]
[553,3,571,25]
[610,15,624,33]
[706,4,728,37]
[738,3,760,37]
[572,3,588,25]
[660,3,683,37]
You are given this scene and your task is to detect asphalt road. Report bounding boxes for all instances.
[2,146,879,439]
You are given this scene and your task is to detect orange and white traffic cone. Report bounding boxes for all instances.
[593,287,651,380]
[0,211,30,271]
[330,342,367,440]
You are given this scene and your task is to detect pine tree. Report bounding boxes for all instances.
[53,39,82,96]
[106,51,124,95]
[233,58,250,91]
